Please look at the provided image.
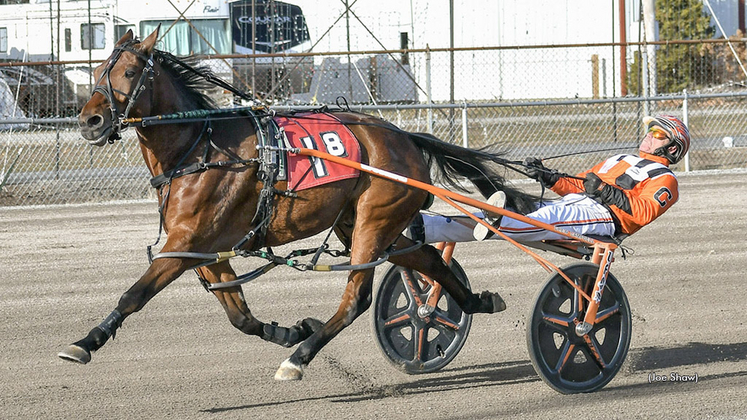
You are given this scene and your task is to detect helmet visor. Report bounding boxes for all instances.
[648,127,670,141]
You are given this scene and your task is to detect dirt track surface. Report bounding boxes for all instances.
[2,170,747,419]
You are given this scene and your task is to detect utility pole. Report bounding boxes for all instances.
[618,0,627,96]
[449,0,455,142]
[345,0,353,100]
[252,0,256,101]
[642,0,657,97]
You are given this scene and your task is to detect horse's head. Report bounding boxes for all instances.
[78,26,160,146]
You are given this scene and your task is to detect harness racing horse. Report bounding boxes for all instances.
[59,27,538,380]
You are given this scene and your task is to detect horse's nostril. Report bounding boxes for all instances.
[84,114,103,129]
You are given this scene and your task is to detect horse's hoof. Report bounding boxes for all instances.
[274,358,304,381]
[480,290,507,313]
[298,318,324,336]
[58,344,91,364]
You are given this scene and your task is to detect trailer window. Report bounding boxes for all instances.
[81,23,106,50]
[116,25,135,41]
[65,28,71,52]
[0,28,6,53]
[140,19,230,55]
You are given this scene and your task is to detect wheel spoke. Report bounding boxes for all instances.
[540,312,573,330]
[572,276,592,318]
[595,302,620,324]
[413,324,426,362]
[382,311,412,328]
[583,335,608,369]
[429,321,457,339]
[399,270,425,307]
[431,308,462,331]
[554,342,575,374]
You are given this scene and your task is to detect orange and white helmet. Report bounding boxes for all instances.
[643,115,691,164]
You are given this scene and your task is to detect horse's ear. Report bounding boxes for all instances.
[115,29,134,47]
[140,24,161,54]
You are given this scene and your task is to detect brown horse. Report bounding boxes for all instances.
[60,27,538,380]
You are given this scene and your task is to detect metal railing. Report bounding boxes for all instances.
[2,90,746,206]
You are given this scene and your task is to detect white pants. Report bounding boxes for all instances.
[421,193,616,243]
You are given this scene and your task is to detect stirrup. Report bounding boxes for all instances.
[473,191,505,241]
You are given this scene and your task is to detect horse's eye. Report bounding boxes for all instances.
[125,69,137,78]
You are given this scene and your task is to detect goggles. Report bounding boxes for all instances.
[648,127,670,141]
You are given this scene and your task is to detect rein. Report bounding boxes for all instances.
[509,145,638,189]
[541,145,637,161]
[158,52,254,102]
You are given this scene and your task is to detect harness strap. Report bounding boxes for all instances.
[238,112,284,251]
[150,162,207,189]
[149,159,257,189]
[91,40,155,142]
[148,122,259,189]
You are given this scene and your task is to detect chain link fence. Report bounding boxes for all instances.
[2,41,747,206]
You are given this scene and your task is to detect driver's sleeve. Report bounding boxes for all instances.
[549,168,594,196]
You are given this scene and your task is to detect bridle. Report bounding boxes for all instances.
[91,39,156,143]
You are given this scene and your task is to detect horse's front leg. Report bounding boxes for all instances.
[195,262,323,347]
[58,256,191,364]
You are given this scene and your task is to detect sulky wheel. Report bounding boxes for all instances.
[372,259,472,374]
[527,262,631,394]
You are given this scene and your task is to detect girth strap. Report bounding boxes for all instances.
[150,162,208,189]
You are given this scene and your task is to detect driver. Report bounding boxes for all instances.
[407,115,690,244]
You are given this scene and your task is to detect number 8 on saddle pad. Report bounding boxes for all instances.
[275,112,362,191]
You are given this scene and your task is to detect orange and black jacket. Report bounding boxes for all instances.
[550,152,679,235]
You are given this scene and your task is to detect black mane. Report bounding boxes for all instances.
[154,50,219,111]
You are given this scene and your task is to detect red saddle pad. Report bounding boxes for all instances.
[275,112,361,191]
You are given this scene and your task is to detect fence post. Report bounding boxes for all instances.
[55,128,61,180]
[683,89,690,172]
[426,45,433,134]
[461,103,468,148]
[591,54,599,99]
[642,50,649,117]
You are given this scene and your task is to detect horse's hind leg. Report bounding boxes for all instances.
[274,265,379,380]
[274,185,421,380]
[388,236,507,314]
[196,263,324,348]
[270,187,494,379]
[272,215,507,380]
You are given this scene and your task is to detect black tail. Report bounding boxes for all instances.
[408,132,538,215]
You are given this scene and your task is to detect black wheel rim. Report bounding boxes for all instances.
[528,263,631,393]
[373,260,472,374]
